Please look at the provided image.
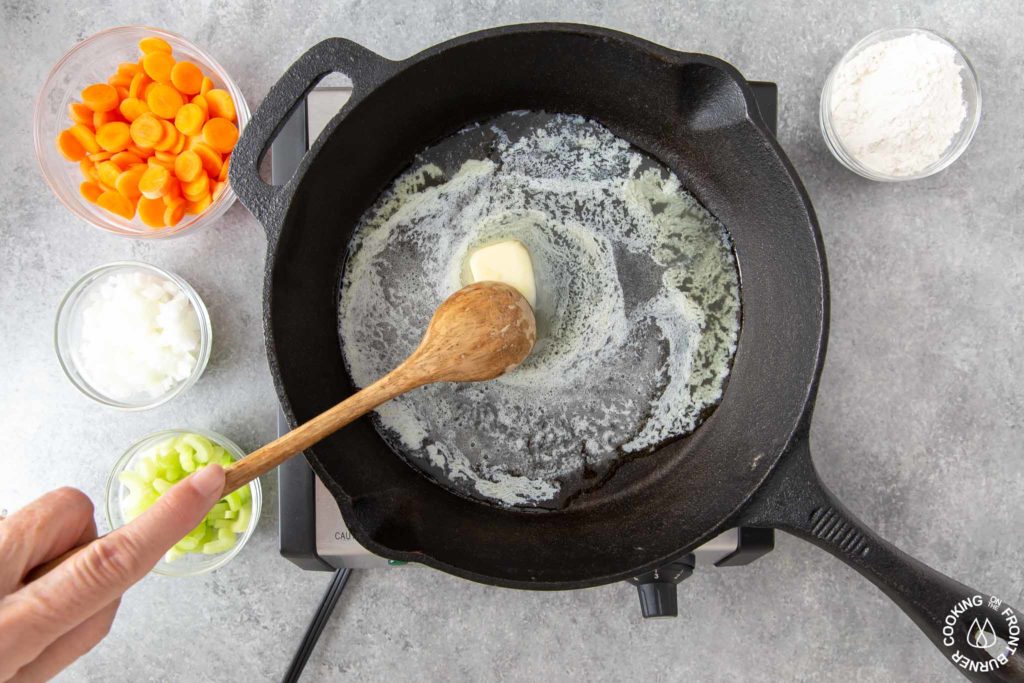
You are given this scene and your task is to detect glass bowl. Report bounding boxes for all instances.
[106,428,262,576]
[34,25,250,238]
[820,28,981,181]
[54,261,212,410]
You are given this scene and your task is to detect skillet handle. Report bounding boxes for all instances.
[740,440,1024,682]
[228,38,393,229]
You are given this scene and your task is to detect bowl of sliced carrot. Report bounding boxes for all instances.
[34,26,249,238]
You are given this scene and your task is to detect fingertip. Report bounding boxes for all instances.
[50,487,94,516]
[188,463,225,500]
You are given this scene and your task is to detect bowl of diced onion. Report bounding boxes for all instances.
[105,428,261,576]
[54,261,211,410]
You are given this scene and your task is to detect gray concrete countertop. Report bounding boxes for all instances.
[2,2,1022,681]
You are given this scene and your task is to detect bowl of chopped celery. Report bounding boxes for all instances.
[105,428,261,576]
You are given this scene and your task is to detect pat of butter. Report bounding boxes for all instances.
[467,240,536,308]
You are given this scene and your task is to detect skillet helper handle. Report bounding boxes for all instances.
[229,38,391,226]
[742,441,1024,682]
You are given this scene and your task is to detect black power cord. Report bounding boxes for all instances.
[282,568,353,683]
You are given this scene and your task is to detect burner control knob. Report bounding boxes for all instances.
[625,555,695,618]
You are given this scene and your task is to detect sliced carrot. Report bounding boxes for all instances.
[115,86,130,100]
[139,36,172,55]
[117,62,140,77]
[93,109,124,129]
[96,121,131,152]
[97,160,122,188]
[174,103,205,136]
[200,76,214,95]
[211,180,226,201]
[81,83,119,112]
[57,129,86,161]
[202,117,238,154]
[146,83,184,119]
[119,97,149,122]
[126,143,153,159]
[87,150,112,162]
[171,132,186,154]
[142,51,175,82]
[139,164,172,199]
[108,71,133,88]
[189,141,222,176]
[68,102,94,127]
[217,155,230,182]
[80,180,103,203]
[191,94,208,116]
[164,196,187,226]
[68,124,100,154]
[154,120,179,151]
[129,113,164,148]
[164,177,181,201]
[185,194,212,215]
[79,158,97,179]
[111,151,143,168]
[128,71,151,99]
[173,149,203,182]
[147,155,174,170]
[170,61,203,95]
[183,172,209,201]
[96,190,135,219]
[114,164,147,200]
[204,89,236,122]
[138,195,166,227]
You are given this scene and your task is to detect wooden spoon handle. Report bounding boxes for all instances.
[25,367,423,583]
[222,368,424,496]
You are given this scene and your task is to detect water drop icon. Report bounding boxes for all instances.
[967,617,998,649]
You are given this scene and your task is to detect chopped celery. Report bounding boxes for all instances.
[119,432,254,563]
[229,506,251,533]
[178,448,197,473]
[137,457,158,481]
[201,527,237,555]
[225,490,244,512]
[175,536,199,551]
[118,471,150,496]
[164,547,186,563]
[211,446,233,466]
[182,434,213,463]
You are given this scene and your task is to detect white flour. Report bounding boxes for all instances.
[829,33,967,176]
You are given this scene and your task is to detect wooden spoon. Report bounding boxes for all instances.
[25,282,534,581]
[222,280,536,495]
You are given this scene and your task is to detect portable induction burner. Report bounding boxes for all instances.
[275,83,779,617]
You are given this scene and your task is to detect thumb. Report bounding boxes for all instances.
[16,465,226,648]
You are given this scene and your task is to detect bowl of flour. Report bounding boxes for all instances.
[820,28,981,181]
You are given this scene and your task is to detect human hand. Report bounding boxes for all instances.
[0,464,226,682]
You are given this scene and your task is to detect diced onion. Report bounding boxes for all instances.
[76,271,200,401]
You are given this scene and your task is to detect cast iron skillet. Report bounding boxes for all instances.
[230,24,1022,680]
